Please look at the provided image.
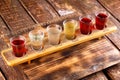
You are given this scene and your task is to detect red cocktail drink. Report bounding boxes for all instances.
[10,36,27,57]
[79,17,92,35]
[95,12,108,30]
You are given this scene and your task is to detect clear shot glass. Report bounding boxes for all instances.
[29,30,44,50]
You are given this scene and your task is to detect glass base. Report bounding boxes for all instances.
[31,45,43,51]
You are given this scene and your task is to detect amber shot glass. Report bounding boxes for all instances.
[63,19,77,40]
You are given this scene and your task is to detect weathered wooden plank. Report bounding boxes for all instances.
[98,0,120,21]
[3,0,11,6]
[49,0,101,15]
[105,17,120,49]
[0,0,35,32]
[47,0,81,16]
[75,0,100,14]
[0,38,8,51]
[81,71,108,80]
[0,17,9,51]
[0,17,10,35]
[0,57,28,80]
[19,0,59,23]
[97,0,120,49]
[0,71,5,80]
[22,38,120,80]
[104,63,120,80]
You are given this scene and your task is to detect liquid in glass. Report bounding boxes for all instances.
[10,36,27,57]
[79,17,92,35]
[95,12,108,30]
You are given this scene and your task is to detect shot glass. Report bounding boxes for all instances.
[63,19,77,40]
[95,11,109,30]
[29,30,44,50]
[47,24,62,45]
[10,35,27,57]
[79,16,93,35]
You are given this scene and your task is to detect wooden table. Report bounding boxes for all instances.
[0,0,120,80]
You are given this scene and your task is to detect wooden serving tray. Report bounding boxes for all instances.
[1,21,117,66]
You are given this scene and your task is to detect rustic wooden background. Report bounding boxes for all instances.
[0,0,120,80]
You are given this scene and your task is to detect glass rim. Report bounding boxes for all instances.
[79,16,92,24]
[10,35,26,46]
[47,24,62,32]
[63,19,78,27]
[29,30,44,37]
[79,15,92,19]
[95,10,109,19]
[63,19,77,24]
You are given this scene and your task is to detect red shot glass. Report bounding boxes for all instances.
[79,16,93,35]
[95,11,109,30]
[10,35,27,57]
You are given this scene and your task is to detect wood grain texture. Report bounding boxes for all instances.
[47,0,81,16]
[0,38,8,52]
[0,17,9,51]
[3,0,11,7]
[0,57,27,80]
[0,71,5,80]
[105,17,120,50]
[21,38,120,80]
[0,17,10,36]
[98,0,120,21]
[48,0,109,17]
[0,0,35,32]
[19,0,59,23]
[55,0,101,15]
[81,71,108,80]
[104,63,120,80]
